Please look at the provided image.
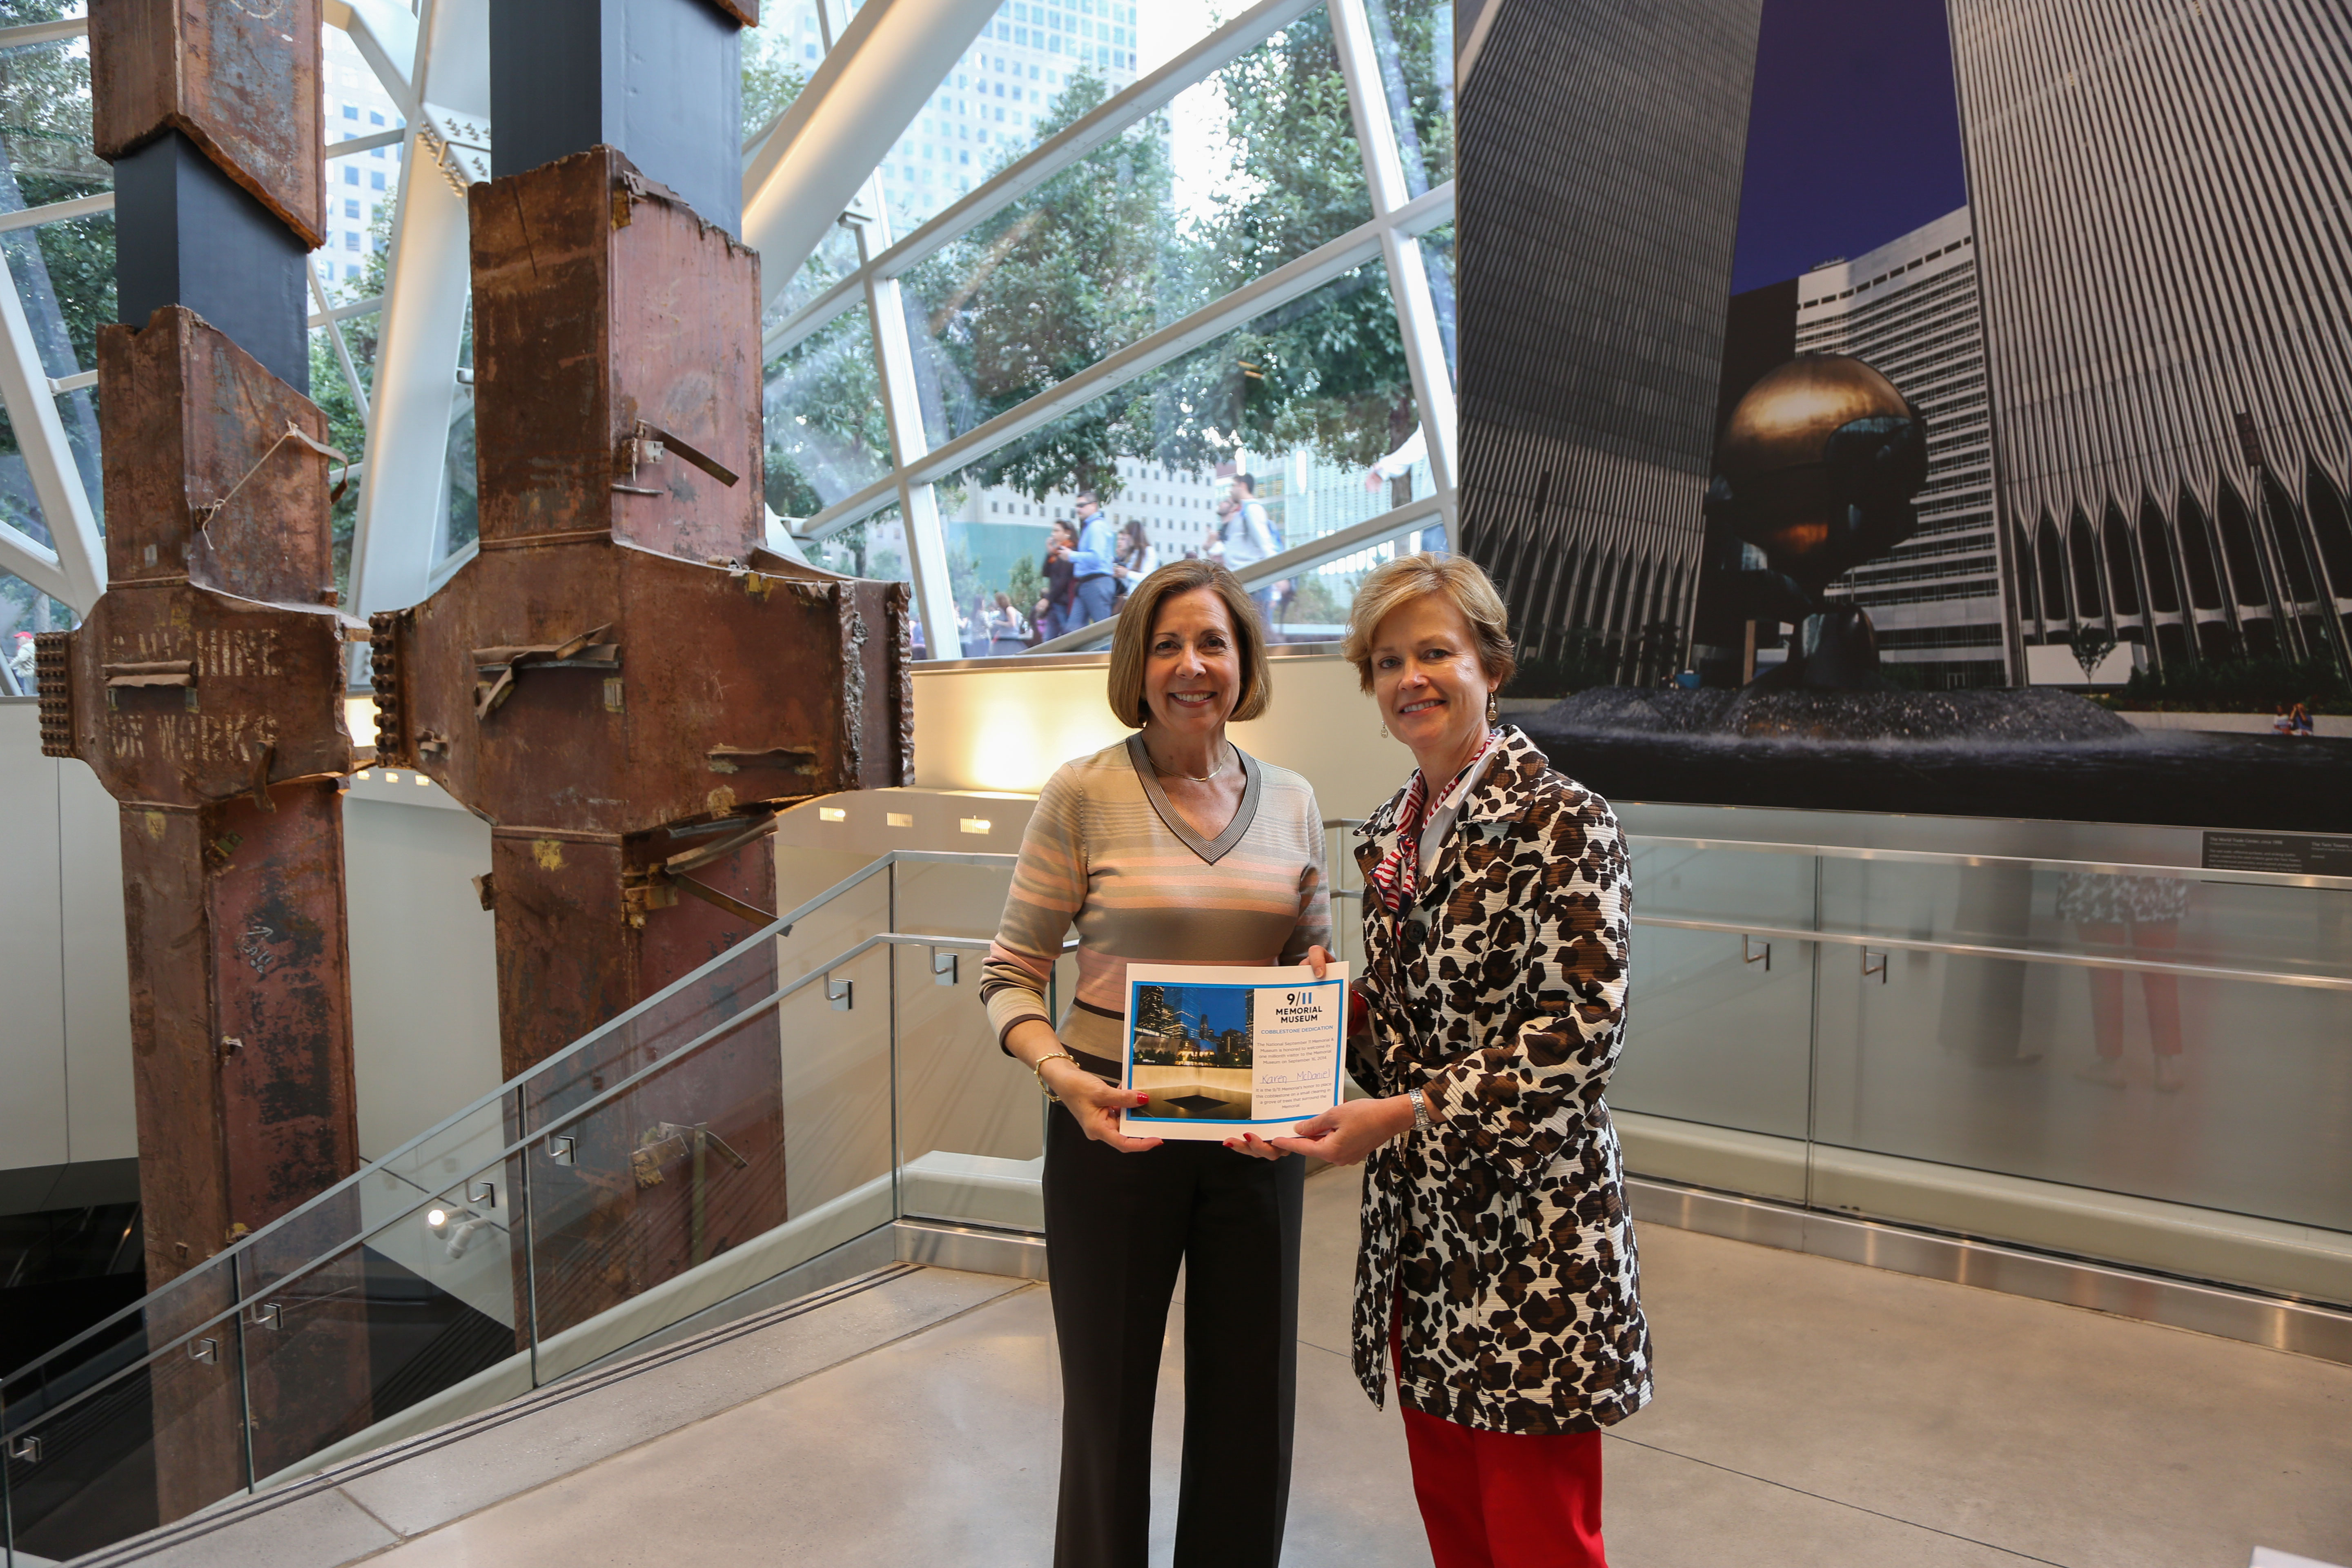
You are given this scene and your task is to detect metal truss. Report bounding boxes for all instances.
[2,0,1455,673]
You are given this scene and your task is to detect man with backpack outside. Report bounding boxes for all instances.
[1207,472,1283,623]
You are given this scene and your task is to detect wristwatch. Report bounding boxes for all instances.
[1407,1086,1431,1133]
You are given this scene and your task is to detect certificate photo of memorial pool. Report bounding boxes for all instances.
[1120,962,1350,1142]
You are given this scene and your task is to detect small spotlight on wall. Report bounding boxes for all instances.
[384,771,402,784]
[886,812,914,828]
[960,818,991,835]
[356,771,372,781]
[416,774,430,786]
[426,1207,448,1229]
[819,806,846,822]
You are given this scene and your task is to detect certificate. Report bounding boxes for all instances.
[1118,962,1349,1142]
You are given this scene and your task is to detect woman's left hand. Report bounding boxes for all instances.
[1269,1095,1415,1165]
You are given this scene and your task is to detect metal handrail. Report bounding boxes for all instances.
[0,848,1014,1393]
[1324,820,2348,987]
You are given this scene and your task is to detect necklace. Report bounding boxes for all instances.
[1150,741,1232,783]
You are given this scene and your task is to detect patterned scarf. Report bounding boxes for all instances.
[1368,729,1499,915]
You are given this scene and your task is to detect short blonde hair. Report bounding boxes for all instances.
[1105,559,1272,727]
[1342,553,1517,693]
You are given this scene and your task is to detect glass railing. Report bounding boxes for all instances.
[0,849,1040,1565]
[1327,818,2352,1247]
[1615,837,2352,1241]
[12,811,2347,1559]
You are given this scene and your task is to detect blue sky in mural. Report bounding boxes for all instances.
[1730,0,1969,294]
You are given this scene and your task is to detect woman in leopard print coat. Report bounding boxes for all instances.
[1274,555,1649,1567]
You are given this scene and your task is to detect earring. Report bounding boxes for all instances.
[1485,693,1500,724]
[1379,723,1389,739]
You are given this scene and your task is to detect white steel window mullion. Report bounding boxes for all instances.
[0,192,111,235]
[345,0,480,621]
[847,160,964,662]
[0,239,102,608]
[1325,0,1457,543]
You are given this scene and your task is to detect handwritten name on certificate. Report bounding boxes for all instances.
[1119,962,1349,1142]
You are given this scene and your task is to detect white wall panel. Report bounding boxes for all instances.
[911,650,1410,820]
[0,702,69,1171]
[58,744,131,1161]
[342,795,501,1161]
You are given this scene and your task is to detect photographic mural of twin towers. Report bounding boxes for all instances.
[1458,0,2352,692]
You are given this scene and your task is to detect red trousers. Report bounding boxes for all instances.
[1392,1302,1608,1568]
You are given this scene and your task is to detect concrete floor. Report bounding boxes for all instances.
[119,1165,2351,1568]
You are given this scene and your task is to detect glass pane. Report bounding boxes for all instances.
[886,0,1186,239]
[773,941,895,1240]
[743,8,817,136]
[522,998,792,1379]
[238,1181,521,1486]
[1361,0,1452,194]
[514,929,795,1367]
[1,1292,162,1559]
[764,303,891,519]
[1417,220,1455,378]
[906,7,1373,450]
[0,32,107,201]
[804,500,909,582]
[4,209,109,382]
[1611,844,1819,1139]
[234,1229,377,1485]
[3,1266,241,1561]
[1820,858,2352,985]
[891,860,1041,1230]
[941,264,1414,645]
[439,394,478,557]
[320,18,406,278]
[762,218,862,330]
[1812,947,2352,1234]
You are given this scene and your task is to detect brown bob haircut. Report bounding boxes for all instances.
[1105,558,1273,728]
[1341,552,1517,693]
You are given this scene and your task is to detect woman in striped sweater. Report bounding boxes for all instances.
[980,557,1332,1568]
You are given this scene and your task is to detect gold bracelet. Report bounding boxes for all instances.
[1031,1049,1078,1098]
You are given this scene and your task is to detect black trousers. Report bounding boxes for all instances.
[1043,1097,1306,1568]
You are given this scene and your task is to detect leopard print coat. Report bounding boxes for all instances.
[1347,727,1652,1436]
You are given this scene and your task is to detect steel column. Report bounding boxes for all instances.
[35,2,371,1523]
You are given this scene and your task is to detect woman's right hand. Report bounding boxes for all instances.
[1042,1057,1163,1153]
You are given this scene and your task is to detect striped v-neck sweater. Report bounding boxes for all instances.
[980,735,1330,1065]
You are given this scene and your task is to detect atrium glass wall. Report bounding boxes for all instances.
[0,0,1453,675]
[760,0,1458,658]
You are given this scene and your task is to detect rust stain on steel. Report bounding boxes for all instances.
[93,0,327,247]
[366,146,908,1333]
[102,306,344,608]
[35,307,368,1524]
[468,148,762,563]
[42,307,365,1280]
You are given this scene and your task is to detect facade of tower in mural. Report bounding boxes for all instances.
[1793,209,2006,688]
[1484,0,2349,714]
[1487,0,2348,827]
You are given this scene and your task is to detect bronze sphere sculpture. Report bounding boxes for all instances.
[1702,354,1930,688]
